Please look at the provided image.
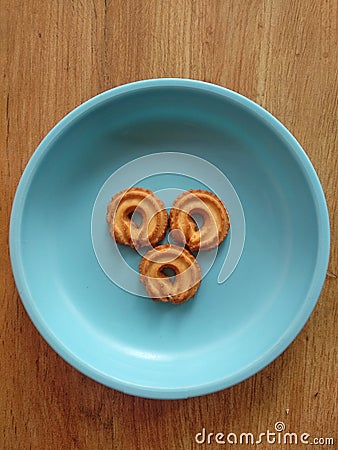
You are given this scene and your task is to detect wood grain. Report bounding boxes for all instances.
[1,1,337,449]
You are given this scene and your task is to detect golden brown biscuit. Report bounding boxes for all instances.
[106,188,168,249]
[139,244,201,304]
[170,190,230,251]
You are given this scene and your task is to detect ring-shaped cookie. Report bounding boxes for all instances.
[106,188,168,249]
[139,244,202,304]
[170,190,230,251]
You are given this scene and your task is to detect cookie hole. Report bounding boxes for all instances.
[129,210,143,227]
[190,212,204,231]
[161,266,177,283]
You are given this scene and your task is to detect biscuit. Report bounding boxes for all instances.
[106,188,168,249]
[139,244,201,304]
[170,190,229,251]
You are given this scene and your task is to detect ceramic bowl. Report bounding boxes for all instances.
[10,79,330,398]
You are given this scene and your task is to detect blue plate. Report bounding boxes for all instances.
[10,79,330,399]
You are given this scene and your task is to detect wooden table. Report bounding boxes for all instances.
[1,1,337,449]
